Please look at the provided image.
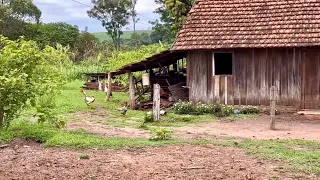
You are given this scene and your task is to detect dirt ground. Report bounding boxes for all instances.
[0,139,296,180]
[1,112,319,179]
[173,114,320,141]
[69,110,320,142]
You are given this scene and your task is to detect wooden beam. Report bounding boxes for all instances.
[106,72,112,101]
[128,71,135,109]
[153,84,160,121]
[98,76,102,91]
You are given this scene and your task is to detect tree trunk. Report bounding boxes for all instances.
[0,110,4,131]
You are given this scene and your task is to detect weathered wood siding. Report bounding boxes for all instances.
[187,48,320,108]
[233,48,302,107]
[187,51,210,102]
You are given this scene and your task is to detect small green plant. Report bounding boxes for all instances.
[139,123,149,130]
[150,128,173,141]
[240,106,259,114]
[173,101,196,115]
[35,95,66,128]
[79,154,90,159]
[219,105,235,117]
[143,112,154,123]
[173,101,259,117]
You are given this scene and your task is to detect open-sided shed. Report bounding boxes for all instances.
[108,50,187,109]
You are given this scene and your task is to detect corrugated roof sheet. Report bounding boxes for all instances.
[172,0,320,50]
[112,50,186,75]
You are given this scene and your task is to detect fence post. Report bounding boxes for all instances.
[153,84,160,121]
[106,72,112,101]
[270,86,276,130]
[128,71,135,109]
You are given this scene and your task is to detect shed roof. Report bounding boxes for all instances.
[112,50,186,75]
[172,0,320,50]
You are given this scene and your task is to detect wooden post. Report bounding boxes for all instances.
[106,72,112,101]
[224,76,228,105]
[98,76,102,91]
[270,86,276,130]
[128,71,135,109]
[153,84,160,121]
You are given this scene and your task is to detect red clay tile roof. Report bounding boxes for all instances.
[172,0,320,50]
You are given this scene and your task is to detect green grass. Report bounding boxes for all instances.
[0,120,183,149]
[147,113,216,127]
[22,81,216,129]
[213,138,320,176]
[92,30,152,41]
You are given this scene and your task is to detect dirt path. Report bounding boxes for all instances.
[67,109,150,139]
[0,139,297,180]
[173,115,320,141]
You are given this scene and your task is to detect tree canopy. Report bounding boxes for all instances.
[88,0,132,50]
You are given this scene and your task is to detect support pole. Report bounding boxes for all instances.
[270,86,276,130]
[98,76,102,91]
[153,84,160,121]
[106,72,112,101]
[128,71,135,109]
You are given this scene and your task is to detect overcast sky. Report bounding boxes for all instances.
[33,0,159,32]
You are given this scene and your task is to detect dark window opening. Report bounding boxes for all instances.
[214,53,233,75]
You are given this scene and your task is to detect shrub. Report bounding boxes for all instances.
[35,95,66,128]
[173,101,196,115]
[221,105,234,117]
[143,113,154,123]
[240,106,260,114]
[0,36,65,130]
[173,101,258,117]
[150,128,173,141]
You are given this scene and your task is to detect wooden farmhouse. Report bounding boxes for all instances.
[171,0,320,109]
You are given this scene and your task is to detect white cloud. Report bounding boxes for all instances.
[33,0,159,32]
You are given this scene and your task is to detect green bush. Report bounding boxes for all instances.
[240,106,260,114]
[173,101,258,117]
[150,128,173,141]
[143,113,154,123]
[173,101,196,115]
[0,36,65,130]
[35,95,66,128]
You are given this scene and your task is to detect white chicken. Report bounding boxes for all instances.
[81,89,95,106]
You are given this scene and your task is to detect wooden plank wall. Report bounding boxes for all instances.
[187,48,319,107]
[187,51,211,103]
[302,51,320,109]
[233,48,302,106]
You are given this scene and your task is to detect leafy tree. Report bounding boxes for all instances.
[130,0,138,33]
[165,0,194,33]
[0,36,66,130]
[150,0,175,44]
[0,0,41,40]
[88,0,132,50]
[36,22,80,48]
[7,0,41,23]
[150,0,194,44]
[73,30,99,63]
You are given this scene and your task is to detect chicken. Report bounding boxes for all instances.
[117,106,128,115]
[80,89,95,106]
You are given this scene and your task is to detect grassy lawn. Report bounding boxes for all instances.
[0,120,184,149]
[213,138,320,176]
